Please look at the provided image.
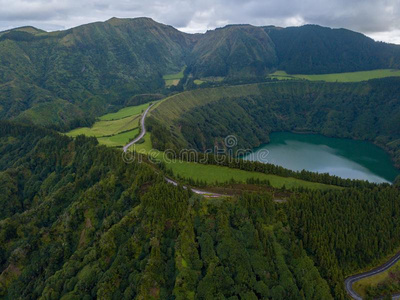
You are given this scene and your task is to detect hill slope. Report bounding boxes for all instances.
[0,18,193,129]
[189,25,277,77]
[150,78,400,168]
[0,122,335,299]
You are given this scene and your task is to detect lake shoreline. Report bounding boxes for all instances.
[245,131,400,184]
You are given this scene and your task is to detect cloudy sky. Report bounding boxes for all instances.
[1,0,399,44]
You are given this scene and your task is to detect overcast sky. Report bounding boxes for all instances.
[1,0,399,44]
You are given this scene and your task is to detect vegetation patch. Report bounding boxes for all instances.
[166,160,338,190]
[66,114,140,137]
[99,103,150,121]
[193,77,224,85]
[97,128,140,147]
[163,66,186,87]
[269,69,400,82]
[353,260,400,298]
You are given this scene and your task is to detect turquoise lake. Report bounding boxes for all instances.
[243,132,399,184]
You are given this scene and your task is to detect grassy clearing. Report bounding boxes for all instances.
[194,79,205,85]
[165,79,180,86]
[99,103,150,121]
[194,77,224,85]
[97,128,139,147]
[269,69,400,82]
[166,161,338,190]
[129,133,156,154]
[66,114,140,137]
[352,260,400,298]
[163,66,186,86]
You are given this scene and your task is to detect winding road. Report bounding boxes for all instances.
[123,103,154,152]
[123,103,224,198]
[345,252,400,299]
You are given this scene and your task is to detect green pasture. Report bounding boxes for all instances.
[66,114,140,137]
[269,69,400,82]
[97,128,140,147]
[99,103,150,121]
[163,66,186,86]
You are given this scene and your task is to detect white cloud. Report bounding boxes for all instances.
[0,0,399,44]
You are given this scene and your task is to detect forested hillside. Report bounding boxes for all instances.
[188,25,277,78]
[1,18,400,129]
[151,78,400,168]
[0,122,336,299]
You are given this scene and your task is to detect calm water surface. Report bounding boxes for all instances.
[243,132,399,184]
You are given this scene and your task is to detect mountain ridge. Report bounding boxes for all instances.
[1,17,400,128]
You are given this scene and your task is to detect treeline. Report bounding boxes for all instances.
[173,172,272,188]
[173,151,378,188]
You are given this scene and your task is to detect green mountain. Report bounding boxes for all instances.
[265,25,400,74]
[0,18,193,130]
[189,25,277,78]
[1,18,400,129]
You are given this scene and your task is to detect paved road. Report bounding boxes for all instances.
[345,252,400,299]
[123,103,154,152]
[122,103,224,198]
[164,177,224,198]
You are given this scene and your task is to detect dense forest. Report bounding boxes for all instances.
[0,121,336,299]
[287,186,400,299]
[1,122,400,299]
[166,78,400,168]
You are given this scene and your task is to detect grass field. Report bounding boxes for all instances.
[66,103,150,147]
[129,133,154,153]
[352,260,400,298]
[97,128,140,147]
[67,114,140,137]
[194,76,224,85]
[194,79,205,85]
[269,69,400,82]
[166,160,338,190]
[99,103,150,121]
[163,66,186,86]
